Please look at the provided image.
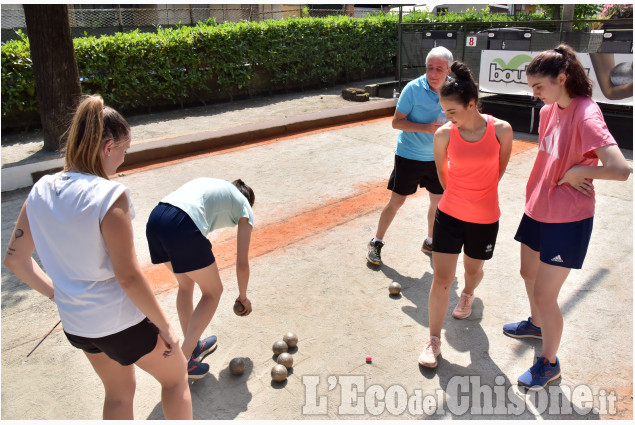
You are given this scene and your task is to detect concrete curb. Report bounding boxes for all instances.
[1,99,397,193]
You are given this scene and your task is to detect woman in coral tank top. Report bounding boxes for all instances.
[418,61,513,368]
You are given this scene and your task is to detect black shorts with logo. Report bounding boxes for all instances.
[432,208,499,260]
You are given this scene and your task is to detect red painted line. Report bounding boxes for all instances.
[143,138,537,293]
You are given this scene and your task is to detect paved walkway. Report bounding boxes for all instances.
[1,82,632,420]
[1,77,396,168]
[1,78,400,192]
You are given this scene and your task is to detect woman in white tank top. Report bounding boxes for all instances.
[4,95,192,419]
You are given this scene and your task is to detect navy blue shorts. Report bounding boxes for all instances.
[387,155,444,196]
[146,202,216,274]
[64,318,158,366]
[514,213,593,269]
[432,208,499,260]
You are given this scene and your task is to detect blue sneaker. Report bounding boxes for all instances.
[191,335,218,361]
[518,356,561,391]
[187,358,210,379]
[503,317,542,339]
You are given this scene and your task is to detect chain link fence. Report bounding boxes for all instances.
[1,5,311,42]
[1,5,394,42]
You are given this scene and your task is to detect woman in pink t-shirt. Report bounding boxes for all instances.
[418,61,513,368]
[503,44,630,391]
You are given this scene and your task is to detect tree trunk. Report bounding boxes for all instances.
[23,5,82,152]
[562,4,575,32]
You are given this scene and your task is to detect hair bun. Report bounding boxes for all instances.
[450,61,472,80]
[554,44,570,59]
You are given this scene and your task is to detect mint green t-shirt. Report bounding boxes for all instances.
[162,178,253,235]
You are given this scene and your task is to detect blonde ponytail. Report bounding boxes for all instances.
[63,95,129,178]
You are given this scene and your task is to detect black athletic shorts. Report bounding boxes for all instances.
[432,208,499,260]
[387,155,444,196]
[146,202,216,274]
[64,318,159,366]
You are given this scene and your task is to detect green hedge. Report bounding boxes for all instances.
[1,33,38,122]
[1,9,553,126]
[2,15,398,125]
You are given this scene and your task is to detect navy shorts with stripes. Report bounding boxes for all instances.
[514,213,593,269]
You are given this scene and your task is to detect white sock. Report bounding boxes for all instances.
[372,237,383,244]
[425,237,432,244]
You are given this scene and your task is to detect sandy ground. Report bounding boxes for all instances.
[1,94,633,420]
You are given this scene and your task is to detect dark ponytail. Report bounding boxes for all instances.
[440,61,480,108]
[526,44,593,98]
[232,179,255,207]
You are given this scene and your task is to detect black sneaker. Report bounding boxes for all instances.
[366,239,384,265]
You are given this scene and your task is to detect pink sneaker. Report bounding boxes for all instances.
[452,292,474,319]
[418,336,441,368]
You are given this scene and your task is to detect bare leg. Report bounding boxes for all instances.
[427,193,442,240]
[163,263,195,337]
[84,352,136,420]
[519,243,541,326]
[375,192,407,240]
[135,335,193,419]
[179,262,224,359]
[532,262,571,363]
[462,253,485,295]
[429,252,459,338]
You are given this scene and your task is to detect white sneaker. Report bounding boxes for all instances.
[452,292,474,319]
[418,336,441,368]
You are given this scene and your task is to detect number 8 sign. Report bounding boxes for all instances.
[466,36,477,47]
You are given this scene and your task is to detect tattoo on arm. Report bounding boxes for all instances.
[6,228,24,256]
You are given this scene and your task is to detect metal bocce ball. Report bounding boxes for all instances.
[610,62,633,87]
[389,281,401,295]
[233,300,245,315]
[277,352,294,369]
[283,332,298,348]
[272,340,288,355]
[271,364,288,382]
[229,357,245,375]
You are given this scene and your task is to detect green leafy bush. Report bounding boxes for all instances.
[400,6,550,30]
[2,15,398,124]
[1,31,38,122]
[0,9,611,126]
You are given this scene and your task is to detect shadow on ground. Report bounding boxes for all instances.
[147,358,254,420]
[377,258,604,419]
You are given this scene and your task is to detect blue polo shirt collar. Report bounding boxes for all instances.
[421,74,431,91]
